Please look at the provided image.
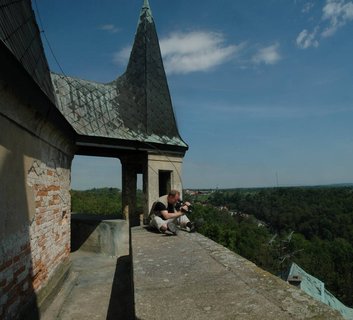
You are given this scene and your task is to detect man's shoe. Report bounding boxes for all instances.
[167,222,178,235]
[186,222,196,233]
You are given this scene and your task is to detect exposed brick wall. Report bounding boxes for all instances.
[27,158,71,292]
[0,156,72,319]
[0,227,33,318]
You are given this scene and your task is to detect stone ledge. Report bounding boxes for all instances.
[71,214,129,257]
[132,227,343,320]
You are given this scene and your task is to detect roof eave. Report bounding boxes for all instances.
[75,135,188,157]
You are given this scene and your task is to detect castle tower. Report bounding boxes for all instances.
[51,0,188,223]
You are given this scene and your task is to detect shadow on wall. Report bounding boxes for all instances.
[70,214,102,252]
[71,214,123,252]
[0,142,39,319]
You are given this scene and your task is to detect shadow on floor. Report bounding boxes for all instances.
[106,255,135,320]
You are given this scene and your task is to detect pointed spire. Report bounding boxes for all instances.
[140,0,153,23]
[116,0,186,145]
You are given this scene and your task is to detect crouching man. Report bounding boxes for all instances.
[149,190,194,235]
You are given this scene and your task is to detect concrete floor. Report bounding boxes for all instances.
[41,250,134,320]
[41,227,343,320]
[132,227,343,320]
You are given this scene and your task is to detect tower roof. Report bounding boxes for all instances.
[52,1,188,153]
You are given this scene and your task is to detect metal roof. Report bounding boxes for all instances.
[51,73,186,148]
[0,0,188,152]
[0,0,56,103]
[51,1,188,151]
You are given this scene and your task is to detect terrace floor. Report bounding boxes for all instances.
[41,226,343,319]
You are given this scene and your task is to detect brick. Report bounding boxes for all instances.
[0,279,7,288]
[20,243,30,251]
[5,293,18,309]
[0,260,12,272]
[14,266,25,278]
[3,279,15,294]
[37,190,48,197]
[16,270,29,284]
[48,185,60,192]
[33,278,42,291]
[22,246,31,256]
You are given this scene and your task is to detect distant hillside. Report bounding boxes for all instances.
[70,188,144,218]
[71,188,123,218]
[324,183,353,188]
[185,183,353,193]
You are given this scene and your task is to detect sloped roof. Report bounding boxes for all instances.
[0,0,56,103]
[51,1,188,151]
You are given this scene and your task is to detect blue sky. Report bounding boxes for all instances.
[35,0,353,189]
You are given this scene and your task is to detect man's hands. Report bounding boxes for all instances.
[181,201,191,213]
[161,201,192,220]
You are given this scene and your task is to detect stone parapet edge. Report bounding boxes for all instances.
[184,232,343,320]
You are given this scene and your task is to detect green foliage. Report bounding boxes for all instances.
[191,204,276,271]
[188,186,353,306]
[71,188,123,218]
[71,186,353,306]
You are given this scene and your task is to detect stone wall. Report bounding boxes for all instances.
[146,153,183,218]
[0,79,74,319]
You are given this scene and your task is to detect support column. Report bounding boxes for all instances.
[121,160,137,224]
[121,152,147,226]
[142,159,149,225]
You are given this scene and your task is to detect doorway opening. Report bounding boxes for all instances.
[159,170,172,196]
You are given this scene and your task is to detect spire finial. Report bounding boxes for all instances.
[140,0,153,23]
[143,0,150,9]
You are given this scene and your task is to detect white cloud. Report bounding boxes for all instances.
[296,0,353,49]
[160,31,241,74]
[113,46,131,67]
[302,2,315,13]
[113,31,241,75]
[296,28,319,48]
[99,24,120,33]
[252,43,281,65]
[321,0,353,37]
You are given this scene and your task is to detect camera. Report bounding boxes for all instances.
[175,201,193,214]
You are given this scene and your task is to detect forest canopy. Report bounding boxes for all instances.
[187,187,353,306]
[71,186,353,306]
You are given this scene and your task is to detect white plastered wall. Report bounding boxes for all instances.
[146,153,184,218]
